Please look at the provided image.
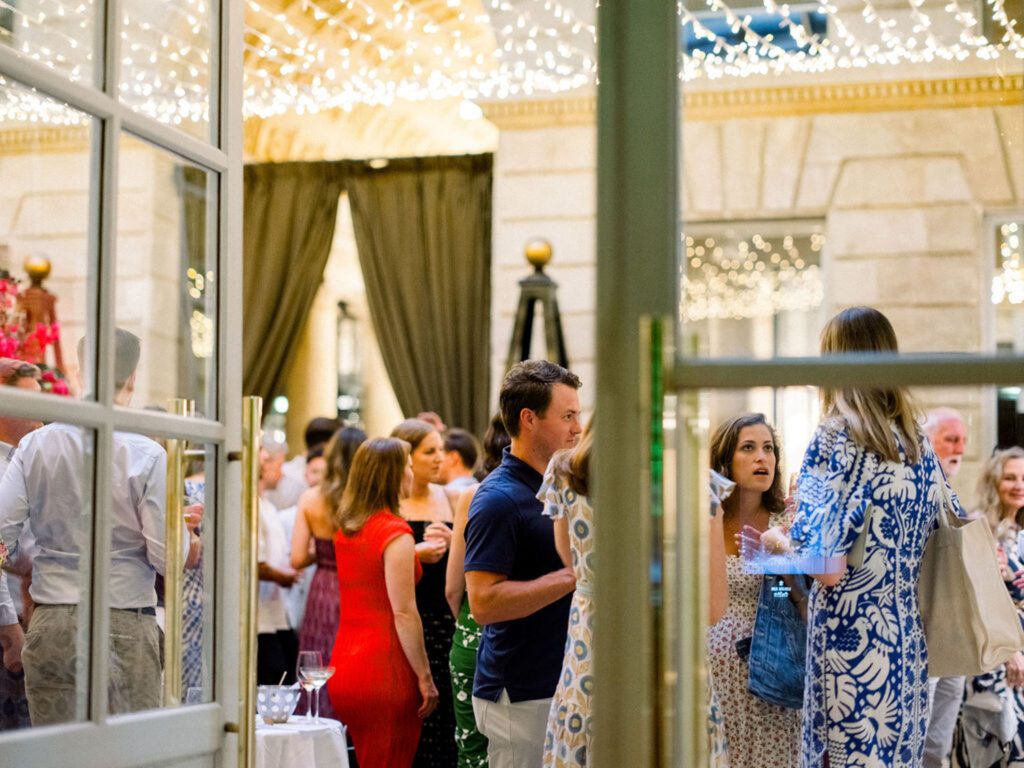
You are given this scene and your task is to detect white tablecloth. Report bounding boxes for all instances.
[255,717,350,768]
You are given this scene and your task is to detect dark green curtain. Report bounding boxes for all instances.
[243,162,345,404]
[242,155,492,437]
[345,155,493,437]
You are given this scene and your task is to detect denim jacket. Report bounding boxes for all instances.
[747,574,809,709]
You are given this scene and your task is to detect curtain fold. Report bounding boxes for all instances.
[242,161,345,404]
[345,155,493,437]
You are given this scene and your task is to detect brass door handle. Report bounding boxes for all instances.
[163,398,194,707]
[239,396,262,768]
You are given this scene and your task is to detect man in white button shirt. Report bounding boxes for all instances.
[0,329,188,725]
[256,440,299,684]
[0,358,43,731]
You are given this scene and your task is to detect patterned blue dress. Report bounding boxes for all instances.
[789,418,946,768]
[182,478,205,696]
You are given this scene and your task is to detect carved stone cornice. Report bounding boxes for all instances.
[0,125,90,155]
[481,74,1023,129]
[479,96,597,130]
[686,73,1023,120]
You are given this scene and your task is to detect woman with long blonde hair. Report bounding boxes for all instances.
[975,446,1024,537]
[326,438,438,768]
[759,306,953,767]
[951,446,1024,768]
[289,426,366,720]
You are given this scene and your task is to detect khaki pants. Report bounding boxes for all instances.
[23,604,162,726]
[473,690,551,768]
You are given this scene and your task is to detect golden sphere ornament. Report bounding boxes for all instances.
[524,238,553,271]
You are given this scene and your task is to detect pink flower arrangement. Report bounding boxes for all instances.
[39,368,70,396]
[0,273,68,395]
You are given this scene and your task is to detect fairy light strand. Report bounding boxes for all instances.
[0,0,1020,124]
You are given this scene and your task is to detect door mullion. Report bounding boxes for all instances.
[87,0,122,721]
[215,0,246,752]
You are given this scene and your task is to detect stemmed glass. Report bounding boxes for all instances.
[296,651,320,722]
[296,650,335,724]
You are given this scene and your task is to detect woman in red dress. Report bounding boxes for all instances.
[327,437,439,768]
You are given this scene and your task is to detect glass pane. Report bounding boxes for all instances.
[679,0,1024,359]
[0,76,96,401]
[0,0,96,86]
[181,441,214,706]
[0,414,95,730]
[119,0,212,139]
[105,436,216,716]
[115,133,217,418]
[994,216,1024,353]
[664,381,1019,766]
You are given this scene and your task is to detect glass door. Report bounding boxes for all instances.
[592,0,1024,765]
[0,0,245,764]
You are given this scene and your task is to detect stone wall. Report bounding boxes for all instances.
[0,130,203,410]
[483,73,1024,498]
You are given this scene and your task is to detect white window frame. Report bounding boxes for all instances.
[0,0,244,763]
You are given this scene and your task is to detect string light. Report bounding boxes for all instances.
[0,0,1020,125]
[681,231,825,321]
[992,221,1024,305]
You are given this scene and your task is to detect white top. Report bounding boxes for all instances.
[0,441,17,626]
[257,497,291,633]
[0,423,182,608]
[276,504,315,631]
[263,456,308,511]
[1,438,37,621]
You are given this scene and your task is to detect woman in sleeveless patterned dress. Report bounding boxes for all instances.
[706,413,801,768]
[290,427,366,720]
[539,416,595,768]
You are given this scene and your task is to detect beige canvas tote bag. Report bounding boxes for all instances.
[918,475,1024,677]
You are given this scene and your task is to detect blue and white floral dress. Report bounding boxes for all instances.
[789,417,947,768]
[539,464,594,768]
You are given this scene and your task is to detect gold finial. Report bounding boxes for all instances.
[24,254,51,285]
[524,238,553,271]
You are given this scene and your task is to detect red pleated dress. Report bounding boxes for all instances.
[328,511,424,768]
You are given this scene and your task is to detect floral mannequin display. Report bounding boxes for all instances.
[16,255,64,372]
[0,252,67,395]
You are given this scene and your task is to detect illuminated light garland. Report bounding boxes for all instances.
[0,0,1020,124]
[992,221,1024,305]
[681,232,826,321]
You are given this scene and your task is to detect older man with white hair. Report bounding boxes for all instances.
[922,407,968,768]
[924,406,967,480]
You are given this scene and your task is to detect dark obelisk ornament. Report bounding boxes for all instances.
[505,238,568,372]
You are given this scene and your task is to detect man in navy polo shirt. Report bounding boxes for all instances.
[465,360,581,768]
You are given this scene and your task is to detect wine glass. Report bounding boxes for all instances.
[296,651,321,722]
[309,664,335,724]
[297,651,336,724]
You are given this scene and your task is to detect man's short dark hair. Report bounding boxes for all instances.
[0,358,40,386]
[77,328,141,392]
[304,417,341,450]
[499,360,581,438]
[443,428,480,470]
